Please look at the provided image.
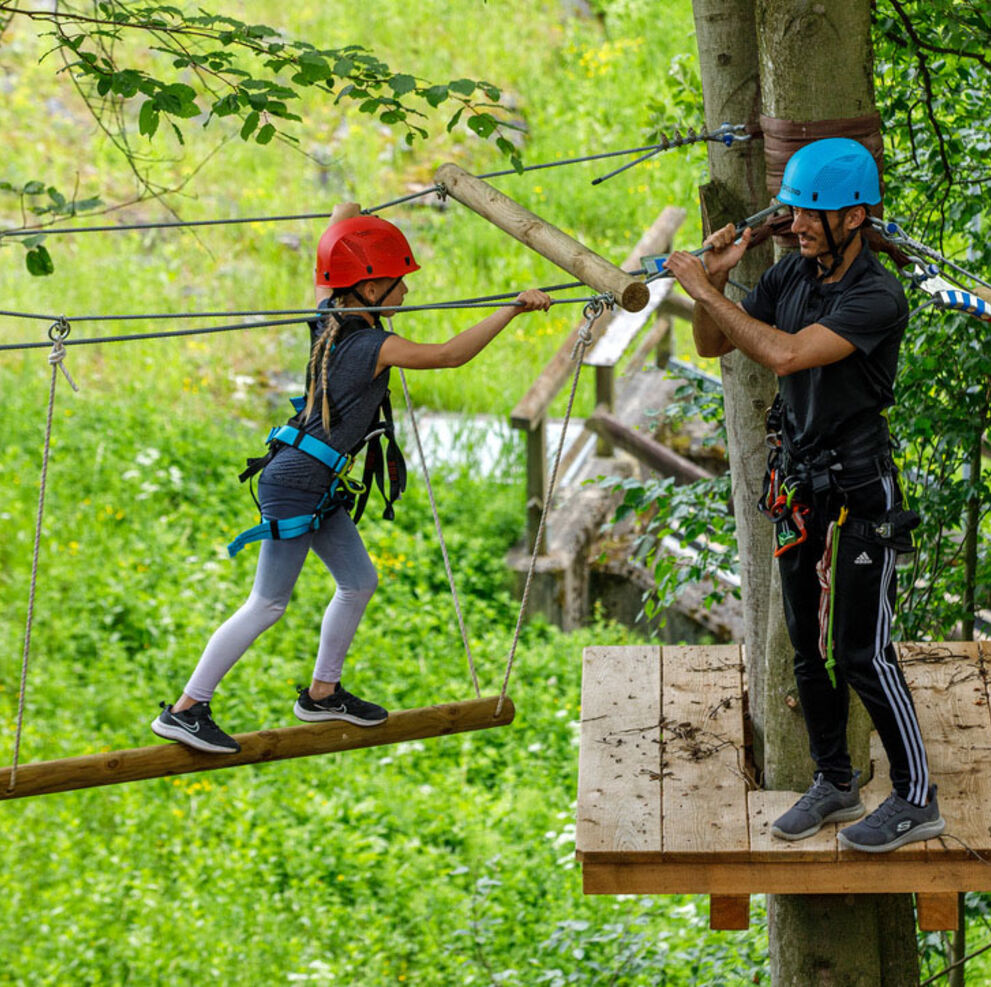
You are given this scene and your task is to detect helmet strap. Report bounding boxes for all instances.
[815,209,859,281]
[337,277,402,323]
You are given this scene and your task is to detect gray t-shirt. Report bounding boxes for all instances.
[261,311,393,494]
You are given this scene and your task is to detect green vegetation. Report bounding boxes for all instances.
[0,2,762,984]
[2,1,989,983]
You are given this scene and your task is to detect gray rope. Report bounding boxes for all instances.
[392,349,480,699]
[495,296,607,715]
[0,293,606,352]
[7,319,79,793]
[0,128,750,240]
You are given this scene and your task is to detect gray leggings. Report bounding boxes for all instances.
[183,507,378,702]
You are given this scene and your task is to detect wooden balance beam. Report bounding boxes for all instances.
[434,163,649,313]
[1,695,514,801]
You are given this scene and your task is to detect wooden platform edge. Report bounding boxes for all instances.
[1,695,515,801]
[581,859,991,896]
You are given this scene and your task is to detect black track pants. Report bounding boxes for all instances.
[776,468,931,806]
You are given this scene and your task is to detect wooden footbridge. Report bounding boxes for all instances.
[576,641,991,931]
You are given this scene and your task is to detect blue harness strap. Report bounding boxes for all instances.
[230,384,406,556]
[266,424,350,475]
[228,411,357,557]
[227,510,326,557]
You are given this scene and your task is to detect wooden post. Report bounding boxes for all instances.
[0,696,515,800]
[710,895,751,930]
[916,893,961,933]
[525,423,547,554]
[593,367,615,456]
[434,163,649,313]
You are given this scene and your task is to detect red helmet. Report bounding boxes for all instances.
[315,215,420,288]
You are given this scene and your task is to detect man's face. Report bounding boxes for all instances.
[789,207,842,259]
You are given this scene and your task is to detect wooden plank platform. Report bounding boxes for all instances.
[576,643,991,930]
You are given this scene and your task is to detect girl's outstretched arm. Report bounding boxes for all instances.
[375,289,551,375]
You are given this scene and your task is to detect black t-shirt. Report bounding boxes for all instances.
[741,241,908,457]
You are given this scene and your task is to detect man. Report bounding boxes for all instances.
[664,137,945,853]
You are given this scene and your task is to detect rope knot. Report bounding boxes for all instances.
[47,317,79,392]
[571,297,606,357]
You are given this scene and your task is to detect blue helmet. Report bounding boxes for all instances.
[778,138,881,211]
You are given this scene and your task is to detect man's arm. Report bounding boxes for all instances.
[664,228,854,375]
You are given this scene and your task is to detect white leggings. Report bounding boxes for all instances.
[183,508,378,702]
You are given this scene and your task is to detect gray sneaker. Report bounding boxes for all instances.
[837,785,945,853]
[771,771,865,841]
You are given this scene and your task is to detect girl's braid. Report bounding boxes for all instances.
[303,309,343,433]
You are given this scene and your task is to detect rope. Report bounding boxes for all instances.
[0,293,610,353]
[0,277,608,326]
[391,347,480,698]
[495,296,607,716]
[873,218,991,293]
[0,126,751,240]
[7,318,79,794]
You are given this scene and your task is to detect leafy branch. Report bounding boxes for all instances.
[0,1,525,274]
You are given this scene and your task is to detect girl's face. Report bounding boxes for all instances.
[374,276,408,315]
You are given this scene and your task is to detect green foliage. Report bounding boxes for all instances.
[873,0,991,637]
[0,0,525,273]
[600,371,738,629]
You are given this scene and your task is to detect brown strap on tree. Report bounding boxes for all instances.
[743,113,910,268]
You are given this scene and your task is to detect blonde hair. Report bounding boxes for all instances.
[303,309,344,433]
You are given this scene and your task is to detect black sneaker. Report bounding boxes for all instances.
[293,684,388,726]
[150,701,242,754]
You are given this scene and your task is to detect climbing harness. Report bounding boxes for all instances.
[228,390,407,557]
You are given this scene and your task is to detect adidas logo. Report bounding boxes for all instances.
[854,551,873,566]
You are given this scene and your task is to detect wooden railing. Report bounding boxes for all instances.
[510,206,690,553]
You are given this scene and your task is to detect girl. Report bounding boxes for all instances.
[152,202,551,754]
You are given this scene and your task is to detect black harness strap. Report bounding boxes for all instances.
[352,391,407,523]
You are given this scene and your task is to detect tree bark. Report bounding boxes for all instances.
[753,2,920,981]
[691,0,778,775]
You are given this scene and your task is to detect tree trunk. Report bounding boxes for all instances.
[753,1,919,981]
[691,0,778,776]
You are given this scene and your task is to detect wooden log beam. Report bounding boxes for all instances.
[584,407,713,484]
[0,695,514,801]
[434,163,649,313]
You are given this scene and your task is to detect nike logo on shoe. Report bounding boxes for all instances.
[854,551,873,565]
[177,717,201,733]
